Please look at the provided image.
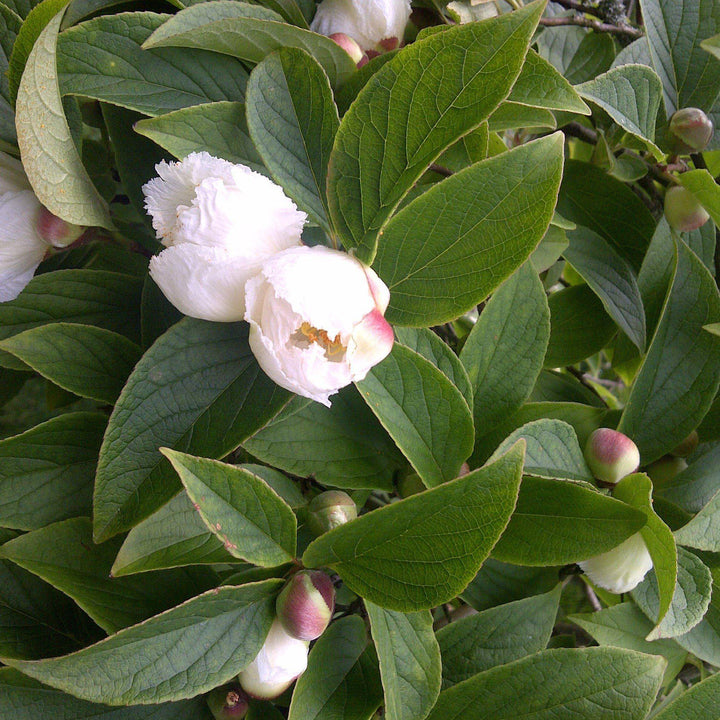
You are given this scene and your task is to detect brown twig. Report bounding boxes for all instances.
[539,15,643,39]
[552,0,598,11]
[562,121,598,145]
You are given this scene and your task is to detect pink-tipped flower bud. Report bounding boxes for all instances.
[646,455,688,488]
[664,185,710,232]
[584,428,640,484]
[238,618,309,699]
[206,685,249,719]
[307,490,357,536]
[668,108,714,154]
[276,570,335,641]
[329,33,368,66]
[35,206,84,248]
[671,430,699,458]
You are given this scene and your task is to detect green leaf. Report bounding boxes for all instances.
[393,327,473,409]
[618,240,720,463]
[111,491,233,576]
[564,226,647,351]
[676,169,720,226]
[508,49,590,113]
[569,603,687,687]
[57,13,249,116]
[93,319,290,542]
[0,554,98,660]
[576,65,663,152]
[674,489,720,551]
[425,647,664,720]
[3,580,281,704]
[659,443,720,513]
[373,133,564,326]
[142,1,355,88]
[0,4,20,144]
[0,667,213,720]
[287,616,383,720]
[0,270,143,370]
[488,418,593,482]
[0,412,106,530]
[530,369,606,407]
[302,442,524,611]
[544,284,617,368]
[246,47,338,232]
[565,32,616,84]
[327,1,545,261]
[437,586,560,687]
[15,10,112,228]
[613,474,677,635]
[487,102,557,132]
[355,343,474,489]
[134,101,264,170]
[366,603,441,720]
[557,160,656,272]
[460,262,550,440]
[492,475,647,566]
[0,324,141,404]
[244,385,401,491]
[0,517,216,634]
[639,0,720,116]
[653,672,720,719]
[162,450,296,566]
[632,547,712,639]
[702,33,720,61]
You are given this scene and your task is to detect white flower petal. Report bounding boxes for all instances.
[311,0,412,50]
[0,190,48,302]
[238,619,309,700]
[149,244,258,321]
[579,532,654,594]
[0,151,32,195]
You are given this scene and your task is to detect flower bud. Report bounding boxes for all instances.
[329,33,368,66]
[646,455,688,488]
[584,428,640,484]
[276,570,335,641]
[206,685,249,720]
[579,532,653,594]
[664,185,710,233]
[35,206,84,248]
[238,618,309,699]
[307,490,357,536]
[671,430,699,458]
[668,108,714,154]
[397,470,425,498]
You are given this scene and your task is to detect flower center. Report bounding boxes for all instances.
[292,322,346,361]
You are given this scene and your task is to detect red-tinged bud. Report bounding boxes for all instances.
[276,570,335,641]
[584,428,640,484]
[671,430,699,458]
[35,206,84,248]
[668,108,714,154]
[307,490,357,536]
[328,33,368,66]
[206,685,249,720]
[664,185,710,233]
[646,455,688,488]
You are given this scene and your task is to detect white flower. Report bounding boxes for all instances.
[579,532,654,594]
[245,245,394,407]
[311,0,412,51]
[238,618,309,700]
[142,152,306,322]
[0,152,82,303]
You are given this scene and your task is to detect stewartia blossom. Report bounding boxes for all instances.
[311,0,412,52]
[579,532,653,594]
[0,152,83,302]
[237,618,309,699]
[244,245,394,406]
[142,152,306,322]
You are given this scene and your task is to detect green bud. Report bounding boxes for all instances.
[584,428,640,484]
[646,455,688,488]
[668,107,714,154]
[664,186,710,233]
[397,470,425,498]
[206,685,249,720]
[671,430,699,458]
[307,490,357,536]
[276,570,335,641]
